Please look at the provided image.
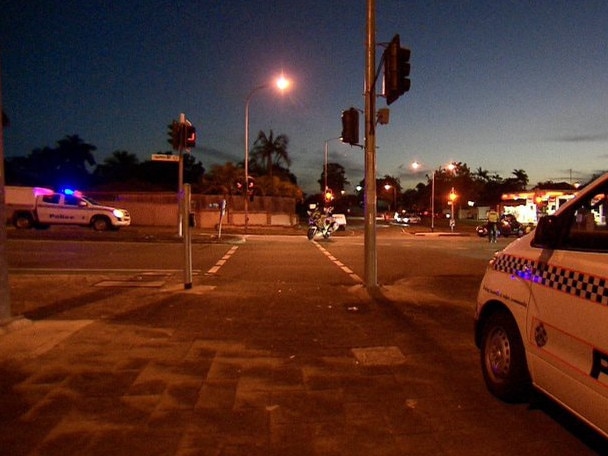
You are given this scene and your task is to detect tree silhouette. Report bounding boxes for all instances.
[248,129,298,195]
[318,162,349,193]
[250,130,290,179]
[94,150,140,183]
[199,162,243,196]
[510,169,529,190]
[21,135,97,189]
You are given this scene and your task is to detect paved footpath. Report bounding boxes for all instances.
[1,270,604,456]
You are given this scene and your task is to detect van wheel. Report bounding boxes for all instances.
[480,310,530,403]
[14,213,33,229]
[92,216,111,231]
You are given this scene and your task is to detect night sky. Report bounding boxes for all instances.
[2,0,608,194]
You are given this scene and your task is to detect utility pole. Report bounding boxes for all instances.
[364,0,378,290]
[0,54,11,320]
[177,112,185,237]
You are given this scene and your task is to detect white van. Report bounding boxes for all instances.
[474,172,608,438]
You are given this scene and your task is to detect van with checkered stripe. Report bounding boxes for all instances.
[475,172,608,439]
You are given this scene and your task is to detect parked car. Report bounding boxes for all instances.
[332,213,347,230]
[5,186,131,231]
[474,171,608,438]
[476,214,533,238]
[394,211,421,225]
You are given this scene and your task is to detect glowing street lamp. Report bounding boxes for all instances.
[448,187,458,232]
[244,74,291,231]
[384,183,396,212]
[276,75,290,91]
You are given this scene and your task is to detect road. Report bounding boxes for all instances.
[4,231,607,454]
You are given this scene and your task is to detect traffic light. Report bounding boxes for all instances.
[247,177,255,201]
[167,119,196,151]
[324,188,334,204]
[185,125,196,149]
[341,107,359,145]
[384,34,411,105]
[168,121,181,151]
[376,108,390,125]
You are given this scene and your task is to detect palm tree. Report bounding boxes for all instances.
[95,150,140,183]
[250,130,291,180]
[26,135,97,189]
[474,167,490,183]
[55,134,97,169]
[511,169,529,190]
[104,150,139,167]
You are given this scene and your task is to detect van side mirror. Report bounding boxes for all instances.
[532,215,562,249]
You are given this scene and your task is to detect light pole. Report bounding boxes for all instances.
[431,170,436,231]
[412,161,435,231]
[384,183,396,212]
[412,161,455,232]
[449,187,457,232]
[324,137,340,194]
[244,75,290,231]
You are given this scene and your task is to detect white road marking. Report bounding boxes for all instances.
[312,242,363,283]
[206,245,239,275]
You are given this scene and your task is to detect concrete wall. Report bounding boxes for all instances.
[91,192,297,228]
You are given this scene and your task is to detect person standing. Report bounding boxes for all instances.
[487,208,499,243]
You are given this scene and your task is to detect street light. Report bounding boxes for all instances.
[449,187,457,232]
[244,74,290,231]
[384,183,396,212]
[412,161,455,232]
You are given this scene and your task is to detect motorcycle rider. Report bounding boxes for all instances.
[307,203,338,240]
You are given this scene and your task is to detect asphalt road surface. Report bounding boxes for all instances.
[4,231,607,454]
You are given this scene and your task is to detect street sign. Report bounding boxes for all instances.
[151,154,179,162]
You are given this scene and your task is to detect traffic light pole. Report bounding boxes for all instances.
[177,113,185,238]
[183,184,193,289]
[0,57,12,320]
[364,0,378,290]
[175,113,193,289]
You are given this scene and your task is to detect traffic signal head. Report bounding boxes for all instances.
[247,177,255,201]
[384,34,411,105]
[168,121,180,151]
[324,188,334,203]
[185,125,196,149]
[341,107,359,145]
[168,119,196,151]
[376,108,390,125]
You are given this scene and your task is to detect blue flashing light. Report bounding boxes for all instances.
[60,188,83,197]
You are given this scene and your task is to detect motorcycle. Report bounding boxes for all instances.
[307,205,339,240]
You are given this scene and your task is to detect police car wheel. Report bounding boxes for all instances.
[14,213,33,229]
[480,311,530,403]
[92,216,111,231]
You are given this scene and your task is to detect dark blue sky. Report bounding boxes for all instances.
[2,1,608,193]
